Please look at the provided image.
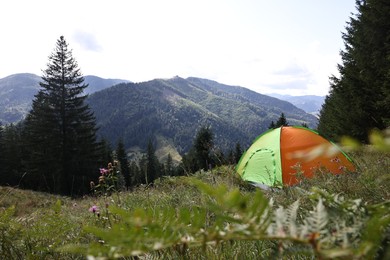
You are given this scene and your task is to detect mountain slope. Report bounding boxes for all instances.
[269,93,325,114]
[1,73,318,162]
[186,77,314,122]
[84,75,130,94]
[88,77,318,160]
[0,73,41,123]
[0,73,129,124]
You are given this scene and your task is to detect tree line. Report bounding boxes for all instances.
[0,120,243,195]
[109,127,243,191]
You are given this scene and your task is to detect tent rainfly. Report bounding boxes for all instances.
[236,126,356,187]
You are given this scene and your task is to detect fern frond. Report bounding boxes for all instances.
[304,198,328,238]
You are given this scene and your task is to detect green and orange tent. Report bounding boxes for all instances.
[236,126,355,187]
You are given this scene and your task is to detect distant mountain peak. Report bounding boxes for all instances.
[1,73,319,163]
[269,93,325,114]
[0,73,130,124]
[86,77,318,161]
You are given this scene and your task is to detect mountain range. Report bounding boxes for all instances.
[269,93,325,115]
[87,76,318,161]
[0,73,129,124]
[1,73,319,162]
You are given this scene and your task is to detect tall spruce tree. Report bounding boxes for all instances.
[145,139,159,184]
[164,153,174,176]
[269,113,289,129]
[24,36,99,195]
[234,142,243,164]
[194,126,214,170]
[275,113,289,128]
[116,139,130,189]
[318,0,390,142]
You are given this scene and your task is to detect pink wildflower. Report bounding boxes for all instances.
[89,205,99,214]
[330,157,341,163]
[100,168,109,175]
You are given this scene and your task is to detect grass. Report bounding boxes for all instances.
[0,147,389,259]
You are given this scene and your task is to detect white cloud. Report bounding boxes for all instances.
[72,31,102,52]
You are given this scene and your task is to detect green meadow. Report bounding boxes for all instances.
[1,146,389,259]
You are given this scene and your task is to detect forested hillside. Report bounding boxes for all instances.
[88,76,318,158]
[0,71,318,160]
[0,74,128,124]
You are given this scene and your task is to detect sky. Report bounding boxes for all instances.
[1,0,357,96]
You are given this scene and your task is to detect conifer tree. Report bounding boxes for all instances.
[116,139,130,188]
[234,142,243,164]
[226,149,235,165]
[275,113,289,128]
[23,36,99,195]
[146,139,159,184]
[181,148,198,173]
[97,138,113,168]
[194,126,214,170]
[318,0,390,142]
[268,121,276,129]
[129,161,141,186]
[164,153,174,176]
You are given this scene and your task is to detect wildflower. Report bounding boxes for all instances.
[100,168,109,175]
[339,166,347,171]
[90,181,95,190]
[108,162,113,169]
[99,175,105,184]
[330,157,341,163]
[89,205,99,214]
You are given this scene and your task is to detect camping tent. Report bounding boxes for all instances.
[236,126,355,187]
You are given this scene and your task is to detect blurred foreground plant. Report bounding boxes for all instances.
[341,128,390,152]
[61,178,390,259]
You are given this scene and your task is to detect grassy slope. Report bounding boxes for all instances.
[0,148,389,259]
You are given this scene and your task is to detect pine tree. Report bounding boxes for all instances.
[97,138,113,168]
[181,148,198,173]
[194,126,214,170]
[275,113,289,128]
[268,121,276,129]
[234,142,243,164]
[23,36,99,195]
[226,149,235,165]
[129,161,141,187]
[164,153,174,176]
[318,0,390,142]
[146,139,159,184]
[116,139,130,189]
